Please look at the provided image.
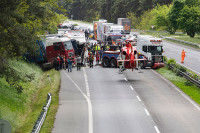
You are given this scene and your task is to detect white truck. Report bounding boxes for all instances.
[97,23,114,42]
[137,35,165,68]
[106,25,124,33]
[93,19,107,40]
[64,30,86,45]
[117,18,131,34]
[97,23,124,43]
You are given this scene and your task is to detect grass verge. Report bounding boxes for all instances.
[156,67,200,104]
[16,69,60,133]
[0,59,60,133]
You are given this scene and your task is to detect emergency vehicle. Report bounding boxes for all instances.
[102,45,120,68]
[137,35,165,68]
[25,36,76,68]
[45,37,76,66]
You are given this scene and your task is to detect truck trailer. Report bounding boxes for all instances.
[117,18,131,34]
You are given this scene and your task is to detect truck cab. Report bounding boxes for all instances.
[105,33,124,45]
[137,35,164,68]
[45,37,76,67]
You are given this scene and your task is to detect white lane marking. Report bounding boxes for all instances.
[83,68,90,97]
[151,70,200,111]
[130,85,134,90]
[154,126,160,133]
[124,77,128,81]
[144,109,150,116]
[136,96,141,102]
[64,72,93,133]
[124,75,159,133]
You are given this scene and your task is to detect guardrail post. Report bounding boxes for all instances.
[47,74,51,85]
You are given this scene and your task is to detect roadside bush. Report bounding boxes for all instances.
[178,65,187,72]
[167,58,176,70]
[184,80,193,86]
[163,56,168,62]
[73,24,78,26]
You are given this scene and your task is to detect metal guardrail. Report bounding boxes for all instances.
[167,64,200,88]
[160,35,200,47]
[31,93,52,133]
[132,29,183,34]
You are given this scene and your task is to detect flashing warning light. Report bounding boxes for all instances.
[150,40,162,42]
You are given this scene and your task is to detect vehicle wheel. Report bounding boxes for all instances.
[110,59,117,68]
[140,62,145,69]
[102,58,109,67]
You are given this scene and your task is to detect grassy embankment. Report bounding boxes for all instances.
[157,67,200,104]
[0,59,60,132]
[137,30,200,49]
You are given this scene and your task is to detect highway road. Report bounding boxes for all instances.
[52,21,200,133]
[163,41,200,75]
[52,66,200,133]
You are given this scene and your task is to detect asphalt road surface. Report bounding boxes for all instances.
[163,41,200,75]
[52,65,200,133]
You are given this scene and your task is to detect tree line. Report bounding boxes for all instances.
[64,0,173,22]
[128,0,200,37]
[65,0,200,38]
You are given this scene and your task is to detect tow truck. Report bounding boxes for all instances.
[137,35,165,68]
[102,45,120,68]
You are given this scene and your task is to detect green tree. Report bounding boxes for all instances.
[153,4,172,31]
[0,0,67,92]
[168,0,184,34]
[137,9,155,30]
[153,0,172,6]
[100,0,115,22]
[127,12,141,29]
[177,5,200,37]
[140,0,153,11]
[111,0,142,23]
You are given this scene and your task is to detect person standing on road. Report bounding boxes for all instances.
[181,49,186,63]
[100,47,104,61]
[83,47,89,66]
[96,51,100,65]
[56,56,61,71]
[59,55,64,70]
[63,56,66,70]
[89,52,94,68]
[67,56,73,72]
[76,55,82,71]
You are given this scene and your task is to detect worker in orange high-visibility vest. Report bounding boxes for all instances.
[112,40,116,45]
[181,49,186,63]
